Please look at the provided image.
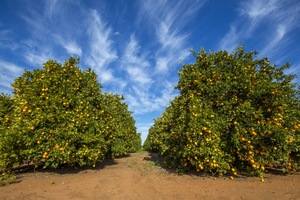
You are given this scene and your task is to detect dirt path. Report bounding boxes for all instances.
[0,152,300,200]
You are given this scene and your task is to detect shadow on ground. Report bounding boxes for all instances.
[12,158,118,176]
[142,152,298,179]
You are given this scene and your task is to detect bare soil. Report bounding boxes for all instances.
[0,151,299,200]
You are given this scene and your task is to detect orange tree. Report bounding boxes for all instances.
[0,94,13,134]
[0,94,13,167]
[101,93,141,158]
[145,46,300,178]
[144,97,180,154]
[0,57,140,171]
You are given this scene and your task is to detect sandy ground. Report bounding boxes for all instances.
[0,151,299,200]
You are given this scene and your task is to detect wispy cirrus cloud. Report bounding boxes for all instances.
[0,29,18,51]
[219,0,300,58]
[0,60,24,93]
[259,4,300,58]
[24,50,53,67]
[285,63,300,76]
[128,80,177,115]
[18,1,83,67]
[138,0,206,73]
[239,0,278,19]
[121,35,152,86]
[120,35,155,114]
[85,9,118,83]
[125,80,177,114]
[54,35,82,56]
[18,2,61,66]
[119,34,179,115]
[17,2,120,86]
[44,0,60,19]
[120,0,205,115]
[136,122,154,134]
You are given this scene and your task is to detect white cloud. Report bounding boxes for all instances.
[63,42,82,56]
[17,1,85,67]
[24,50,52,67]
[126,67,152,85]
[124,80,177,115]
[123,36,144,64]
[155,57,169,72]
[135,122,154,143]
[54,35,82,56]
[284,62,300,75]
[139,0,206,29]
[0,60,24,93]
[138,0,205,74]
[44,0,59,19]
[0,75,13,89]
[117,1,204,115]
[100,70,114,83]
[240,0,278,19]
[219,0,300,58]
[17,3,58,67]
[283,62,300,85]
[260,24,287,57]
[0,60,23,77]
[0,29,18,51]
[154,81,177,106]
[121,35,152,86]
[19,2,49,37]
[156,21,187,51]
[219,26,239,53]
[119,35,178,114]
[85,9,117,83]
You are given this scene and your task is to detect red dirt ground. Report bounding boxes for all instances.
[0,152,299,200]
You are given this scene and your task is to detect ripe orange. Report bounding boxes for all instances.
[277,106,283,112]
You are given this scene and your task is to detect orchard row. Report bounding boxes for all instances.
[0,57,141,172]
[144,46,300,179]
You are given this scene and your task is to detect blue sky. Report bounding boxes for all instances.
[1,0,300,143]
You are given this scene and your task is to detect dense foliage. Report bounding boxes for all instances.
[0,57,141,172]
[144,46,300,178]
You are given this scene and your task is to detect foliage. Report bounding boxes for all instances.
[102,93,142,158]
[144,46,300,178]
[0,57,141,172]
[0,172,16,186]
[0,93,13,164]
